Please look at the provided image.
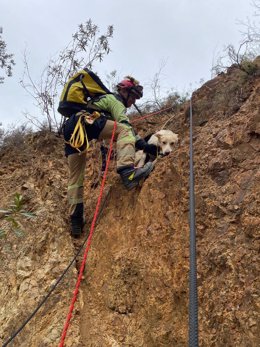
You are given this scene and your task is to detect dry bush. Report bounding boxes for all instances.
[0,123,33,151]
[212,41,259,76]
[212,2,260,77]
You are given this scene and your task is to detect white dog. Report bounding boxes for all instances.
[135,129,179,168]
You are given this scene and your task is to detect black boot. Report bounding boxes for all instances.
[118,162,154,190]
[70,216,84,238]
[70,203,84,238]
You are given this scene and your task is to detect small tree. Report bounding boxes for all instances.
[104,69,118,92]
[137,60,188,114]
[212,1,260,76]
[0,193,35,238]
[211,40,258,76]
[242,0,260,51]
[20,19,113,132]
[0,27,15,84]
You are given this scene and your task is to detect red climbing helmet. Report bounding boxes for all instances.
[117,76,143,99]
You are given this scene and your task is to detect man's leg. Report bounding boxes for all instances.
[98,120,136,168]
[67,152,87,237]
[98,120,154,189]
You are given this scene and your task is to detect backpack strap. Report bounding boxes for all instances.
[63,73,83,102]
[80,74,91,101]
[83,68,111,94]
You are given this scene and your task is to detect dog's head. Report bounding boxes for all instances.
[150,129,179,155]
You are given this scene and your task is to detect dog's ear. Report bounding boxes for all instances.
[148,133,160,146]
[154,133,162,141]
[155,130,164,137]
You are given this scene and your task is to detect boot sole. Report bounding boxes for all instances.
[124,164,154,190]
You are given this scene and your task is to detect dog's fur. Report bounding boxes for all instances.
[135,129,179,168]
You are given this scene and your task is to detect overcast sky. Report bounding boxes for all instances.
[0,0,256,128]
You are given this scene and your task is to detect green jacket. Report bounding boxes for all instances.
[93,94,130,125]
[92,93,141,141]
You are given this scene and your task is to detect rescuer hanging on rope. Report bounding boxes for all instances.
[58,69,158,237]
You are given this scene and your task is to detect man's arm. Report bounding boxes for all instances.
[93,94,130,124]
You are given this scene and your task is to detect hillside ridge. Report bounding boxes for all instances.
[0,63,259,346]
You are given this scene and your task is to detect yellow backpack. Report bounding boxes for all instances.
[58,68,111,117]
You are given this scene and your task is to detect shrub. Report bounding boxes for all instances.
[0,193,35,238]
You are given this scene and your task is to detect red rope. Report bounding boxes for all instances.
[131,105,173,123]
[59,121,117,347]
[59,105,171,345]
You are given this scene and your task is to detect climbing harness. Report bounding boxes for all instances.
[65,110,101,152]
[188,98,199,347]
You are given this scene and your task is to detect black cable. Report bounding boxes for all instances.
[133,103,143,115]
[2,190,110,347]
[3,246,82,347]
[188,97,199,347]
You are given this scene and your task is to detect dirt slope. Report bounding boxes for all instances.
[0,62,259,347]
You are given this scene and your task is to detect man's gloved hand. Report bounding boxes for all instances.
[144,143,158,156]
[135,138,147,150]
[135,139,158,156]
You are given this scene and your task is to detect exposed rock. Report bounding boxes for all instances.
[0,66,259,346]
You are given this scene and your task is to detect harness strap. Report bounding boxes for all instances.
[65,111,101,153]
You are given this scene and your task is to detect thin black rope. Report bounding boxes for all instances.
[188,97,199,347]
[133,102,143,115]
[2,190,110,347]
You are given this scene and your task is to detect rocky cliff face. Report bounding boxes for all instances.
[0,62,259,347]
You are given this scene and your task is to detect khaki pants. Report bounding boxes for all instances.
[67,120,135,215]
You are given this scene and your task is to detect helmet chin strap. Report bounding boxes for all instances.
[119,89,142,115]
[125,90,131,107]
[120,89,132,108]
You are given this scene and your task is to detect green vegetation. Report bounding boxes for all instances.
[0,193,35,238]
[20,19,114,132]
[0,27,15,83]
